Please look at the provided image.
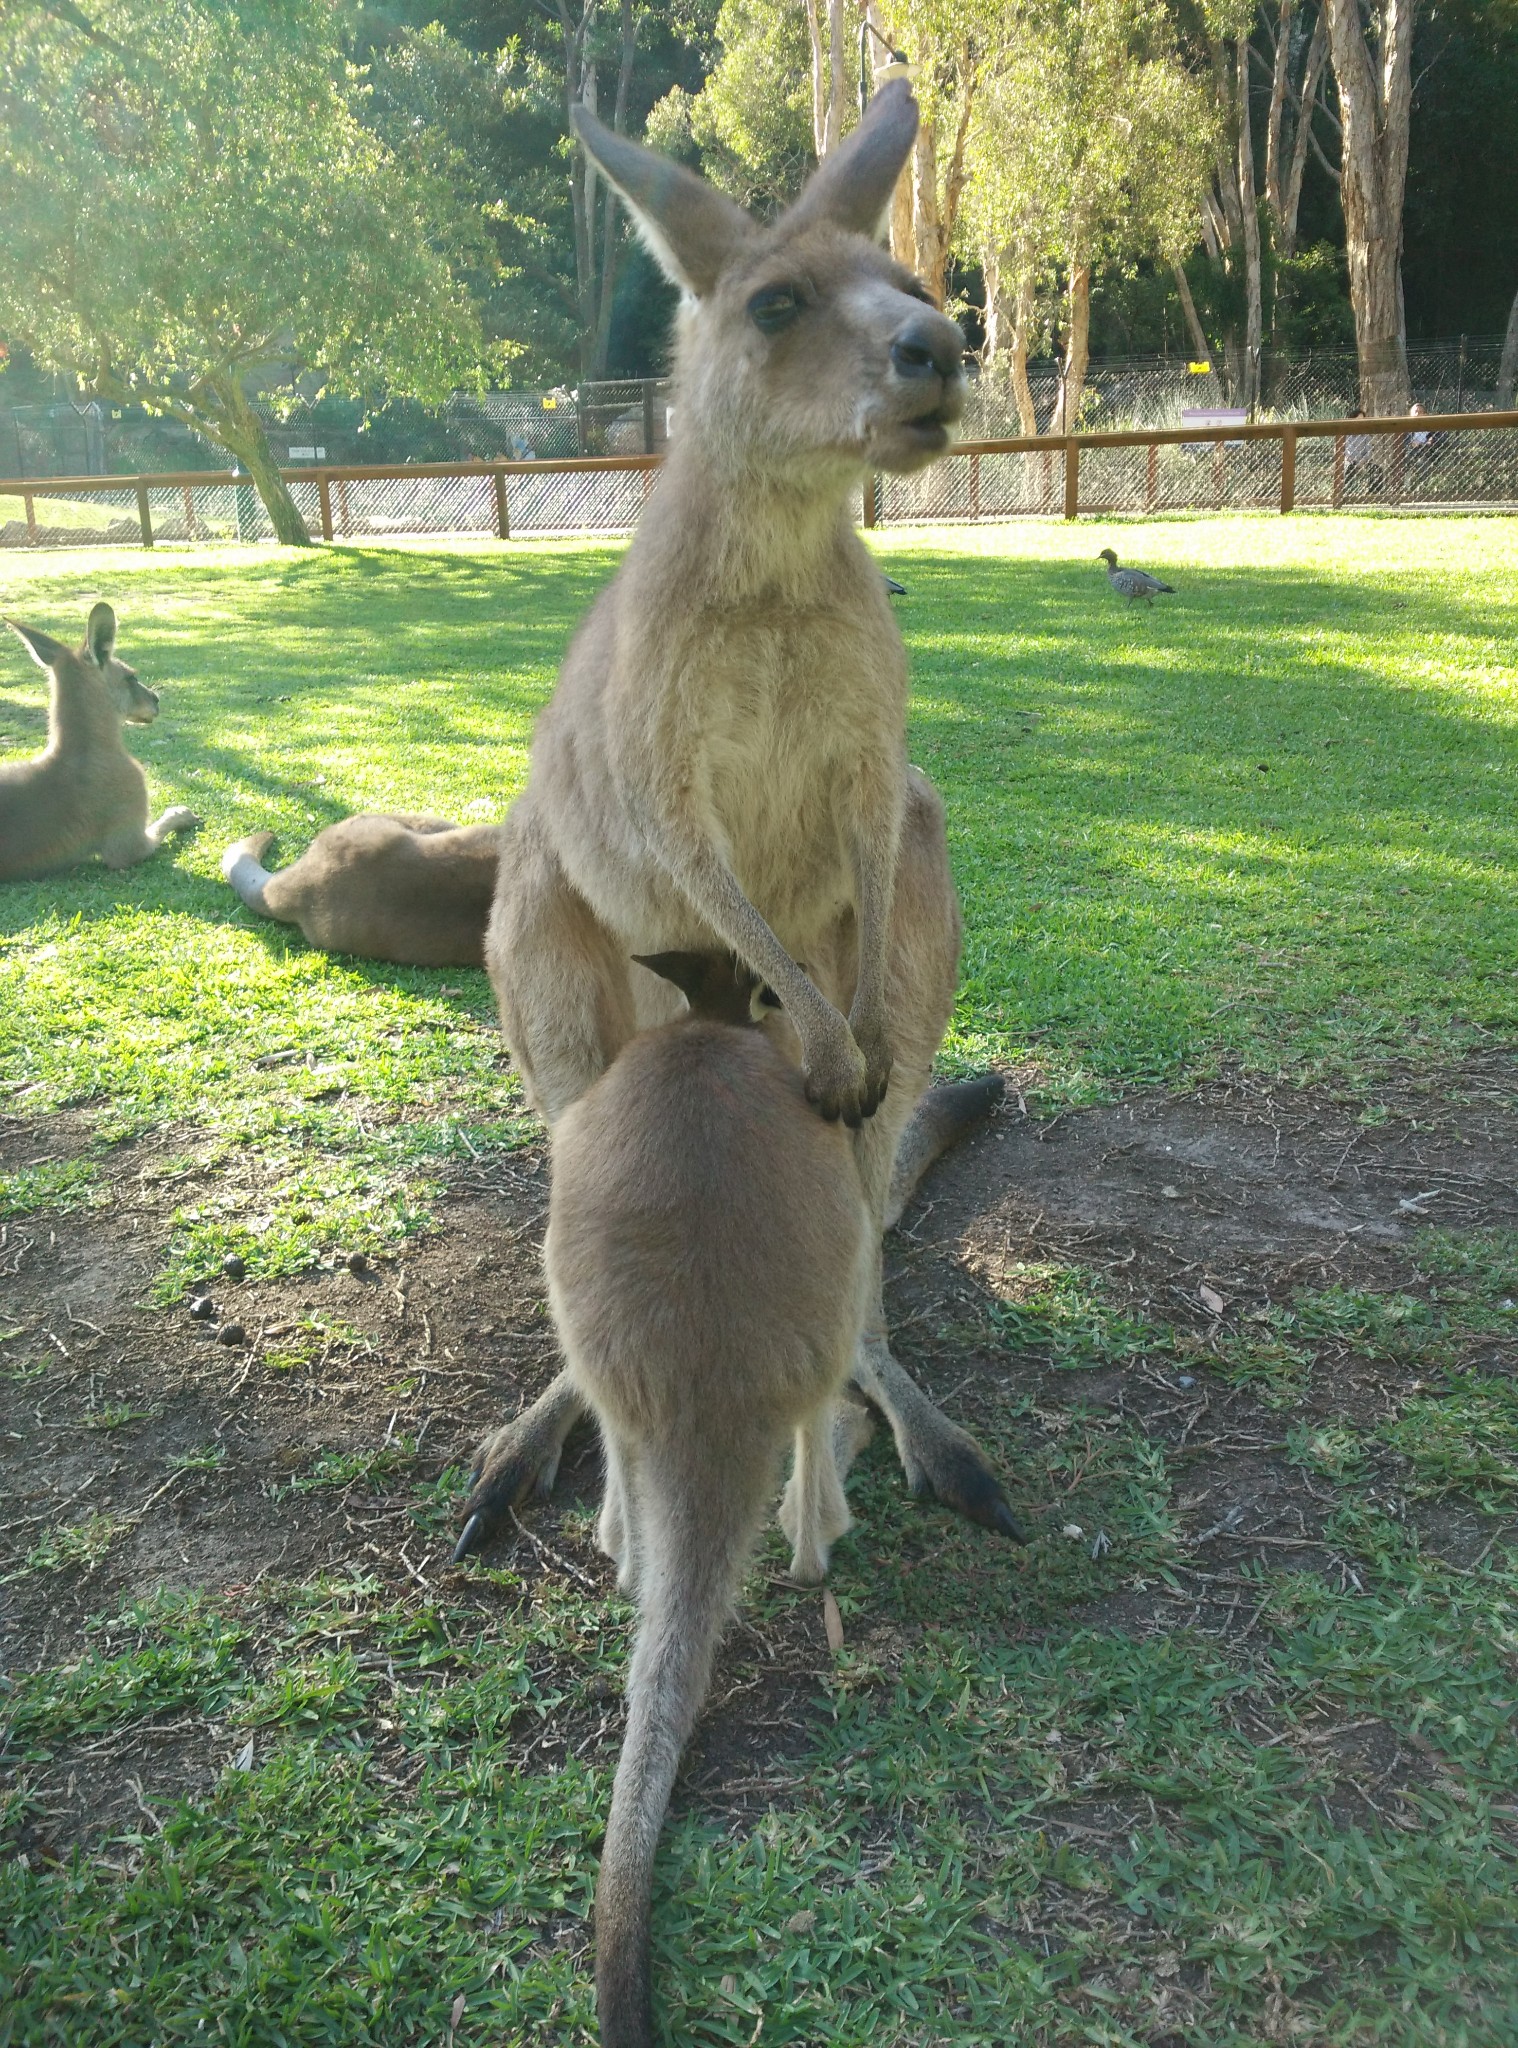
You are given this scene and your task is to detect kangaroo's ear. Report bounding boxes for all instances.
[632,950,714,1008]
[6,619,68,671]
[571,104,754,297]
[86,601,118,665]
[787,78,919,238]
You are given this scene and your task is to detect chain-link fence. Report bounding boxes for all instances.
[6,338,1517,481]
[4,413,1515,552]
[882,415,1518,523]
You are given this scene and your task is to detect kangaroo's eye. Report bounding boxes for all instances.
[748,285,803,335]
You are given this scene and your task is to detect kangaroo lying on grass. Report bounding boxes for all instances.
[0,603,199,881]
[221,816,498,967]
[458,81,1027,1557]
[547,951,873,2048]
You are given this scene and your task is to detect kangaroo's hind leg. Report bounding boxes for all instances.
[836,771,1029,1543]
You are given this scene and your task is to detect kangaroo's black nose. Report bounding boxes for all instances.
[890,314,964,383]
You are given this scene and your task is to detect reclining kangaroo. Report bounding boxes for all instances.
[458,80,1025,1557]
[549,950,872,2048]
[0,603,199,881]
[222,816,498,966]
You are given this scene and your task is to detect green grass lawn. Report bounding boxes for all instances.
[2,517,1516,2046]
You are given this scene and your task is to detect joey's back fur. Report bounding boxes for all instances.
[0,604,199,881]
[546,952,870,2048]
[489,78,966,1128]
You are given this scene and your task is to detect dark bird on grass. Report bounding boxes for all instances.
[1098,548,1175,606]
[883,574,908,596]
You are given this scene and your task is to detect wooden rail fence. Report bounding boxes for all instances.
[2,412,1515,548]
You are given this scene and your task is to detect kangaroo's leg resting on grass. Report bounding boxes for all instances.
[102,807,201,869]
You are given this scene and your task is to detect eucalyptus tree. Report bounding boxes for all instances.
[0,0,484,542]
[1322,0,1415,411]
[963,0,1213,430]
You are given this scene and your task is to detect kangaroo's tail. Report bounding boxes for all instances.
[595,1452,769,2048]
[220,831,279,917]
[885,1073,1007,1230]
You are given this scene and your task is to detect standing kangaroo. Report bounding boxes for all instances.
[547,951,872,2048]
[458,81,1026,1557]
[1,603,199,881]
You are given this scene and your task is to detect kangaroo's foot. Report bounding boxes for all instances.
[453,1370,588,1561]
[854,1335,1028,1543]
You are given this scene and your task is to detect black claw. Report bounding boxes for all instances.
[453,1512,487,1563]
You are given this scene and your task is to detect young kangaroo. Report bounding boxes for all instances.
[546,951,871,2048]
[460,84,1026,1556]
[0,604,199,882]
[222,815,498,967]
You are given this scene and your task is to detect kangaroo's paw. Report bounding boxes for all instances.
[898,1414,1028,1543]
[454,1371,588,1562]
[853,1341,1029,1544]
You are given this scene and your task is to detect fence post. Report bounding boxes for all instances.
[1145,442,1158,512]
[182,484,197,541]
[1331,433,1345,509]
[862,474,877,529]
[337,477,351,536]
[1279,427,1296,514]
[969,451,981,520]
[642,380,656,454]
[23,490,37,545]
[136,483,154,547]
[493,468,510,540]
[317,471,334,543]
[1062,439,1079,520]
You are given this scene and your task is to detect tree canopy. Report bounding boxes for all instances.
[0,0,486,535]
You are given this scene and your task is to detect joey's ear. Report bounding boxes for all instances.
[787,77,919,237]
[6,619,68,671]
[571,103,754,297]
[632,950,715,1008]
[86,601,117,665]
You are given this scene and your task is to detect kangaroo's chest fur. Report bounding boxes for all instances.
[526,503,907,960]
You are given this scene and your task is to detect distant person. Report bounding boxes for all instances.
[1343,410,1381,496]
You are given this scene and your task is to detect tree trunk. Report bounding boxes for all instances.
[1236,36,1263,409]
[214,380,312,545]
[590,0,637,381]
[805,0,848,159]
[1263,0,1294,232]
[984,244,1040,435]
[1171,261,1215,369]
[1010,267,1039,435]
[1280,8,1329,260]
[912,119,948,305]
[1497,283,1518,407]
[1049,266,1090,434]
[1324,0,1414,414]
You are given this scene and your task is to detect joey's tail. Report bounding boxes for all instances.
[885,1073,1007,1229]
[596,1459,768,2048]
[220,832,278,918]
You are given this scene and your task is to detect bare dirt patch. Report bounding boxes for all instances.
[3,1052,1516,1850]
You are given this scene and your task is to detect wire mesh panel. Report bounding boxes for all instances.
[334,473,495,539]
[506,465,651,536]
[0,484,142,547]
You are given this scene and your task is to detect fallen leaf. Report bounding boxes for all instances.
[1160,1184,1180,1199]
[232,1737,254,1772]
[822,1587,844,1655]
[720,1975,739,2001]
[1061,1522,1085,1541]
[787,1909,817,1936]
[1199,1284,1225,1316]
[449,1992,466,2032]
